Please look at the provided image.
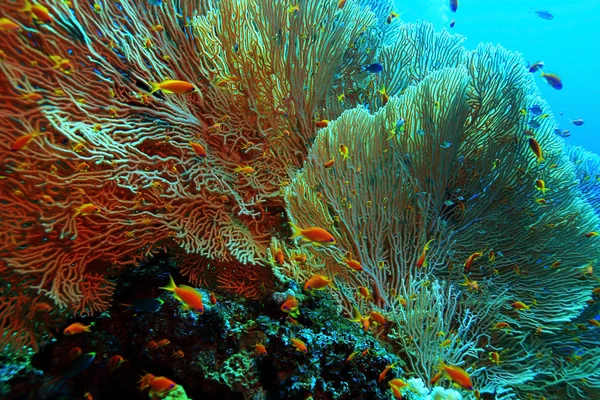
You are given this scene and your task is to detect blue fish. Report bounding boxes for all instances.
[148,0,162,5]
[528,120,541,129]
[532,9,554,20]
[361,63,383,74]
[440,141,452,149]
[417,128,425,136]
[570,118,585,126]
[449,0,458,13]
[529,105,543,116]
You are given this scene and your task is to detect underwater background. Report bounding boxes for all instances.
[1,0,600,399]
[398,0,599,154]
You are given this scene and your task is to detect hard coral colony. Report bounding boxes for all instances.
[0,0,599,400]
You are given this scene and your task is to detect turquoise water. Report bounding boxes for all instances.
[397,0,600,154]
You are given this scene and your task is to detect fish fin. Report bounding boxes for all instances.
[159,275,177,292]
[289,222,303,240]
[147,82,160,95]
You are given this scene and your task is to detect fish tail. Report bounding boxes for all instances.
[19,0,32,12]
[147,82,160,95]
[289,222,303,240]
[159,275,177,292]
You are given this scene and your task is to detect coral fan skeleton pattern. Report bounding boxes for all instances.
[0,0,599,398]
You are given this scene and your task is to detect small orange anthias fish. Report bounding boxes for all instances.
[437,361,474,390]
[280,295,299,314]
[585,231,599,238]
[378,362,399,382]
[528,138,545,164]
[369,311,387,326]
[315,119,329,128]
[304,274,336,291]
[73,203,100,217]
[64,322,93,335]
[0,17,21,33]
[147,340,159,350]
[160,275,205,314]
[324,159,335,169]
[140,374,178,397]
[289,223,336,246]
[157,338,171,347]
[255,343,267,355]
[339,144,350,160]
[416,239,434,268]
[343,258,363,272]
[20,0,53,24]
[291,338,308,353]
[172,350,184,359]
[464,250,484,273]
[349,307,370,331]
[107,355,125,371]
[11,132,37,151]
[148,79,197,95]
[33,302,53,312]
[210,292,217,305]
[274,248,285,265]
[68,347,82,361]
[511,301,531,310]
[189,141,207,157]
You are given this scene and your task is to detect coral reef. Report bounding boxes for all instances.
[0,0,599,399]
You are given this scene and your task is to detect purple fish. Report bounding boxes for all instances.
[449,0,458,13]
[532,9,553,20]
[541,72,562,90]
[361,63,383,74]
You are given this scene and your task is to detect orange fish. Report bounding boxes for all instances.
[148,79,197,95]
[64,322,93,335]
[315,119,329,128]
[147,376,178,396]
[378,362,399,382]
[293,254,307,264]
[528,138,545,164]
[378,85,389,106]
[172,350,184,359]
[350,307,370,331]
[50,55,73,74]
[160,275,204,314]
[255,343,267,355]
[339,144,350,160]
[22,92,44,102]
[234,165,255,174]
[369,311,386,326]
[304,274,336,291]
[280,295,299,313]
[189,141,207,157]
[585,232,599,238]
[511,301,530,310]
[0,18,21,33]
[33,302,53,312]
[437,361,474,390]
[291,338,308,353]
[535,179,549,194]
[343,258,363,272]
[324,159,335,168]
[464,250,483,273]
[68,347,82,361]
[416,239,434,268]
[20,0,53,24]
[388,381,403,399]
[494,322,511,330]
[107,355,125,371]
[338,0,347,9]
[357,286,372,301]
[147,340,159,350]
[210,292,217,305]
[274,248,285,265]
[430,370,443,385]
[489,351,500,365]
[73,203,100,217]
[157,338,171,347]
[290,223,336,246]
[11,133,37,151]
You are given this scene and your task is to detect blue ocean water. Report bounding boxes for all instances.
[397,0,599,154]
